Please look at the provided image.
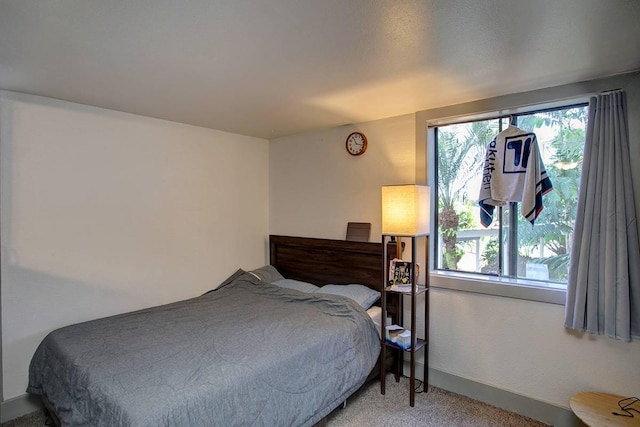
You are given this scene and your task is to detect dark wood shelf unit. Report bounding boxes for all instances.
[380,234,429,407]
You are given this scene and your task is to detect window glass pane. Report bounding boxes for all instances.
[515,107,587,285]
[436,119,500,274]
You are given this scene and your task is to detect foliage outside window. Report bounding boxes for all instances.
[434,104,588,288]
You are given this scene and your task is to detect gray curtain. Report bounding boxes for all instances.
[564,90,640,342]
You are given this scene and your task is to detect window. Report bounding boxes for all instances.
[433,104,588,290]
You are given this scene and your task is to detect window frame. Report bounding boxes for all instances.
[428,100,589,305]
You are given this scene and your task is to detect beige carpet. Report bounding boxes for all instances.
[327,375,549,426]
[2,375,549,426]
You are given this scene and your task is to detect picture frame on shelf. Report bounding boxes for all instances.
[388,258,413,286]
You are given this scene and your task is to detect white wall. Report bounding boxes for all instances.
[430,288,640,407]
[269,72,640,413]
[270,114,415,240]
[0,91,269,400]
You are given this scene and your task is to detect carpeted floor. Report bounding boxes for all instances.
[2,375,549,426]
[327,375,549,426]
[0,410,45,427]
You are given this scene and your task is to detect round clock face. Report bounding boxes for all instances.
[346,132,367,156]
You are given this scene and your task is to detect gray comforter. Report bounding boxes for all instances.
[27,272,380,426]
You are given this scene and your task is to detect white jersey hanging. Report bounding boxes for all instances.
[478,125,553,227]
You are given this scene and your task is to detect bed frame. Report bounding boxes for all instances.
[269,234,383,292]
[269,234,400,322]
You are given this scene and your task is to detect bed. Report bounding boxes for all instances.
[27,235,384,426]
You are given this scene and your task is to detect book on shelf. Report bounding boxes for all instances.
[388,258,413,287]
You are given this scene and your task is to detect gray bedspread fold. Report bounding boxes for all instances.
[27,273,380,426]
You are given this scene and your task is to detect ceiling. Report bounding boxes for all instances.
[1,1,639,140]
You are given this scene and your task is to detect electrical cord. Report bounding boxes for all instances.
[412,378,427,394]
[612,396,640,418]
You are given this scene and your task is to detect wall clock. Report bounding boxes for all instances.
[345,132,368,156]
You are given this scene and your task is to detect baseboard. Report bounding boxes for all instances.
[1,393,43,423]
[415,363,583,427]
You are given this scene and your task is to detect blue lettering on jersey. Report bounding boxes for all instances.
[481,138,498,190]
[503,133,534,174]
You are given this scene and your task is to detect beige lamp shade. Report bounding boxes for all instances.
[381,185,430,236]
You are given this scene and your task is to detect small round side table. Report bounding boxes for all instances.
[570,392,640,426]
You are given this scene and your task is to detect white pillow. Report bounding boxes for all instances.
[272,279,320,293]
[315,284,381,310]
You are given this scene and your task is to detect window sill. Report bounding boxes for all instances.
[429,270,566,305]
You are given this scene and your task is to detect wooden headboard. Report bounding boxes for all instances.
[269,235,383,292]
